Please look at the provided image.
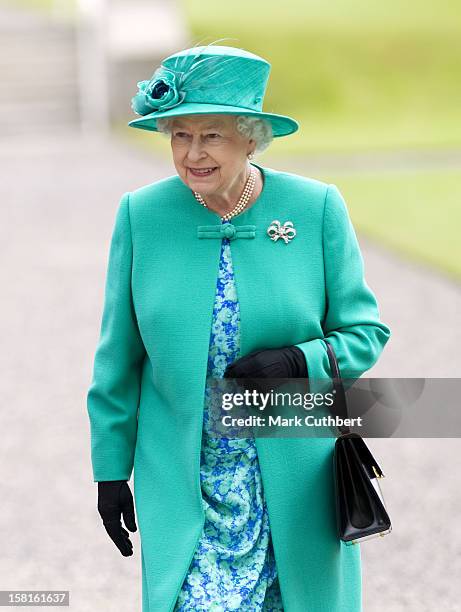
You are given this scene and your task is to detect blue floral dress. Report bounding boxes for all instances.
[174,222,284,611]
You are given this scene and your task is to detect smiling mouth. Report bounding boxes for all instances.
[188,167,218,177]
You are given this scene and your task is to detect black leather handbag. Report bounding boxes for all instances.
[323,339,392,545]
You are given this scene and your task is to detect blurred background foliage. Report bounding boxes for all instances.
[323,169,460,280]
[183,0,461,153]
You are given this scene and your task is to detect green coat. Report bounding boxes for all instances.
[87,162,391,611]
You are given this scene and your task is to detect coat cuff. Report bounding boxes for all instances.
[293,339,332,395]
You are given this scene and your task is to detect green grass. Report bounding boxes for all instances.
[182,0,461,32]
[315,169,461,281]
[181,0,461,153]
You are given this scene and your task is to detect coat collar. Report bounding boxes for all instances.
[173,162,274,240]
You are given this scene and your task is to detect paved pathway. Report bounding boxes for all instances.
[0,130,460,611]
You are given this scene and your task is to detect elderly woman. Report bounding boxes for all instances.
[87,43,391,612]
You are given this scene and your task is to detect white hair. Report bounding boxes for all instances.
[156,115,273,155]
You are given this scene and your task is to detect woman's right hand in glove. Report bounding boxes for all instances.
[97,480,137,556]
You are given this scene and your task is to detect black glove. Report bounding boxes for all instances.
[223,345,308,390]
[97,480,137,557]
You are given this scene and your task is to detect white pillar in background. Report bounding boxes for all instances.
[76,0,111,135]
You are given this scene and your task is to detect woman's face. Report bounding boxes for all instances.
[169,114,255,197]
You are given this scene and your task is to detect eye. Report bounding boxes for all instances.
[173,131,189,138]
[206,133,221,139]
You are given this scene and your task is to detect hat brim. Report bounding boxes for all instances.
[127,102,299,138]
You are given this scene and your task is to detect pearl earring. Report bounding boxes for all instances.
[248,152,254,159]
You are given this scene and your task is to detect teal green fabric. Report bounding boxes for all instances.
[128,44,299,138]
[87,162,391,611]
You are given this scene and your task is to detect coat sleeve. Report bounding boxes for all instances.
[87,192,147,482]
[294,183,391,387]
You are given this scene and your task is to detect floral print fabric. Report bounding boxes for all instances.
[174,225,284,611]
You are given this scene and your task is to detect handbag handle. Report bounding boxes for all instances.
[323,339,351,435]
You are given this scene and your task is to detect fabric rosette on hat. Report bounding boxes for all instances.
[131,67,186,115]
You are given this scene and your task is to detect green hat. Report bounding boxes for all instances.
[128,43,299,138]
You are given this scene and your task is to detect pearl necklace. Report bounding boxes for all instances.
[193,166,257,221]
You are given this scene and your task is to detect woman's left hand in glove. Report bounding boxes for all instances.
[223,345,308,389]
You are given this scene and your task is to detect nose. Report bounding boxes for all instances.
[186,136,207,162]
